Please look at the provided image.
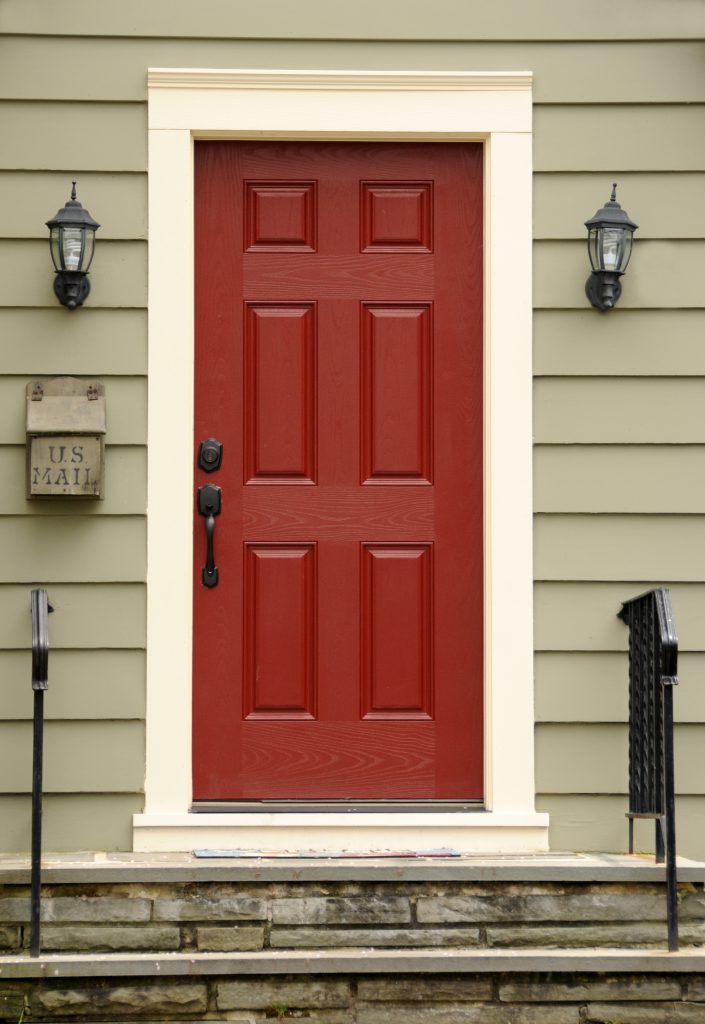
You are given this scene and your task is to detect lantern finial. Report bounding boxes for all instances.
[610,182,617,203]
[70,181,77,202]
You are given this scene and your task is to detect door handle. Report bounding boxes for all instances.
[198,484,221,588]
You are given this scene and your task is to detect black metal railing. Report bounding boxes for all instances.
[618,587,679,951]
[30,588,53,958]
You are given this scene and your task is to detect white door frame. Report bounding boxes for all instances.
[135,69,547,852]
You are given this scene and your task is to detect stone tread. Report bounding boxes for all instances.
[0,853,704,884]
[1,948,705,978]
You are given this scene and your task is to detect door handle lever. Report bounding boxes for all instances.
[197,484,221,588]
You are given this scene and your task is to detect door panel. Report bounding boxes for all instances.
[193,141,483,800]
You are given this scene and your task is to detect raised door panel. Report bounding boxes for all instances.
[244,303,317,484]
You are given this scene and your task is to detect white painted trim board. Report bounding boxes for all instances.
[139,68,545,852]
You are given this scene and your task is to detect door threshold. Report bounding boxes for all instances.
[191,800,483,814]
[133,809,550,853]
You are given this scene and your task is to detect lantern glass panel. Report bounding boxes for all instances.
[49,228,62,272]
[587,228,600,271]
[61,227,84,271]
[81,230,96,271]
[620,231,634,272]
[601,227,625,272]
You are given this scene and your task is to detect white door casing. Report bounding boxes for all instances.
[137,69,546,852]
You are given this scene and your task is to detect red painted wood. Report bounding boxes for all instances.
[243,544,316,720]
[244,303,316,483]
[193,141,483,800]
[361,182,433,251]
[361,304,432,483]
[361,545,433,719]
[245,181,317,251]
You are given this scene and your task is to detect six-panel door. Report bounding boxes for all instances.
[193,142,483,800]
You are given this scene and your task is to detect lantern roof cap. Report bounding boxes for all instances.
[46,182,100,231]
[584,182,638,232]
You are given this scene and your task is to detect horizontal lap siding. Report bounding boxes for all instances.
[534,311,705,376]
[2,39,705,102]
[2,0,703,39]
[1,15,703,855]
[0,795,142,853]
[537,795,705,856]
[0,36,147,852]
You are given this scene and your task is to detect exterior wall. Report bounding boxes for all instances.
[1,0,705,854]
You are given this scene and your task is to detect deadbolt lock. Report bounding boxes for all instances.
[198,437,223,473]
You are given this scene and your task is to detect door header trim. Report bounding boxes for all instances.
[148,69,533,92]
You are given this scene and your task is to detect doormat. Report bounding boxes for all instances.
[194,848,461,859]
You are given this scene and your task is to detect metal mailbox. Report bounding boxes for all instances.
[26,377,106,499]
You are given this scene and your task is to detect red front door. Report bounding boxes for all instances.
[193,141,483,801]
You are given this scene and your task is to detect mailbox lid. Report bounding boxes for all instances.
[26,377,106,435]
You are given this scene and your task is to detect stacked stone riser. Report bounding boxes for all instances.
[2,879,705,1021]
[4,974,705,1023]
[1,879,705,953]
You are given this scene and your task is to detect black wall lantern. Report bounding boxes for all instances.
[46,182,100,310]
[585,183,637,311]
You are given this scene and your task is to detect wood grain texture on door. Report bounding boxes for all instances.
[193,142,483,800]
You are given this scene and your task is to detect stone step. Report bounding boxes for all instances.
[1,851,705,884]
[1,946,705,978]
[1,854,704,958]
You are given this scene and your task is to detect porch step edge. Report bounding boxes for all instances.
[1,948,705,979]
[1,852,704,884]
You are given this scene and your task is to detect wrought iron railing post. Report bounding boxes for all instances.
[662,674,678,950]
[29,588,52,958]
[618,587,679,952]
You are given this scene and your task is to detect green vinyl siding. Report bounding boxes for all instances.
[535,582,705,652]
[0,172,147,242]
[0,721,144,793]
[1,649,145,720]
[0,103,146,172]
[535,240,705,309]
[0,584,145,649]
[0,240,147,307]
[534,310,705,376]
[0,309,146,375]
[3,0,703,40]
[535,652,705,724]
[1,2,704,857]
[0,518,145,582]
[535,447,705,513]
[535,379,705,443]
[537,723,705,795]
[538,795,705,857]
[534,174,705,239]
[535,516,705,582]
[2,39,705,104]
[0,795,142,853]
[534,105,705,171]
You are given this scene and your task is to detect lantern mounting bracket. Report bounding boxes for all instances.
[53,271,91,311]
[585,270,623,312]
